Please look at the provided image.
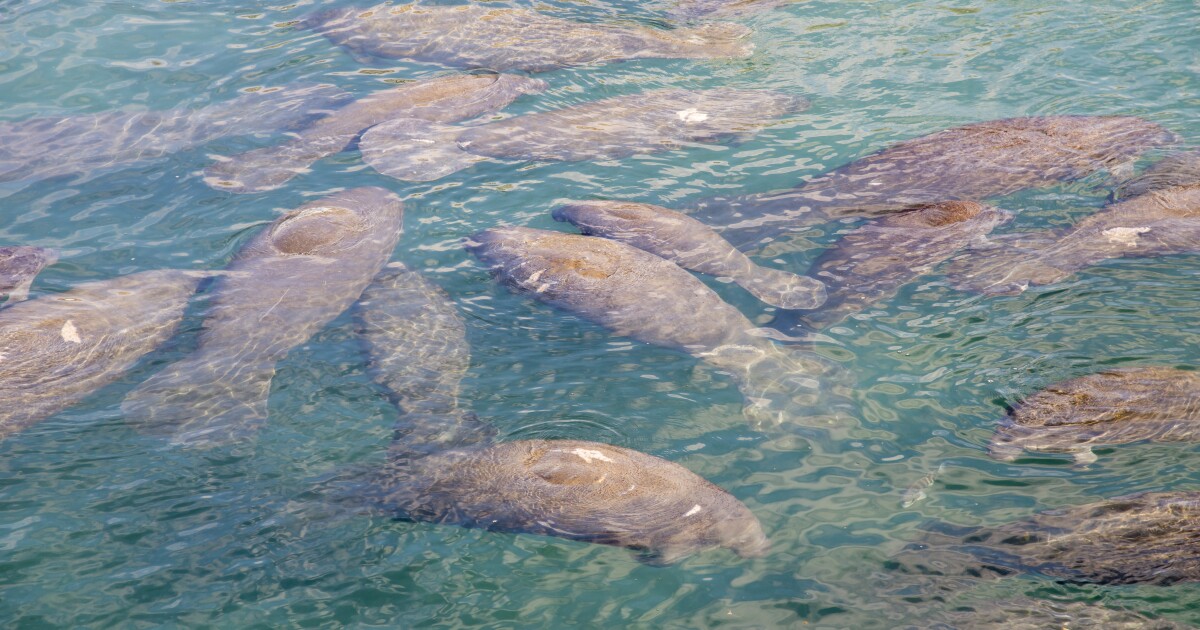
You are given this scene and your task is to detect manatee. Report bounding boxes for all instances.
[931,597,1189,630]
[122,187,404,448]
[361,87,807,182]
[690,116,1177,248]
[552,200,826,309]
[204,73,546,194]
[0,246,57,305]
[1114,149,1200,200]
[0,270,203,441]
[305,4,753,73]
[466,226,844,428]
[669,0,799,19]
[987,367,1200,465]
[0,84,350,187]
[946,183,1200,295]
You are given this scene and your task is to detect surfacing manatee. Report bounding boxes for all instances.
[305,4,753,72]
[946,183,1200,295]
[988,367,1200,465]
[0,246,57,305]
[0,270,203,441]
[204,73,546,194]
[0,84,349,187]
[360,88,808,182]
[466,226,847,428]
[122,187,404,448]
[552,200,826,309]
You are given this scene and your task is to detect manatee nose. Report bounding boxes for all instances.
[987,439,1022,462]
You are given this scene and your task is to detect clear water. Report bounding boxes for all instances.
[2,0,1199,626]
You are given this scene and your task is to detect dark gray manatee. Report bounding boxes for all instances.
[305,3,753,73]
[552,200,826,309]
[204,73,546,194]
[692,116,1177,248]
[360,88,808,182]
[1114,149,1200,200]
[946,183,1200,295]
[0,84,350,187]
[466,226,845,428]
[776,201,1009,329]
[988,367,1200,465]
[0,246,57,305]
[0,270,204,441]
[122,187,404,448]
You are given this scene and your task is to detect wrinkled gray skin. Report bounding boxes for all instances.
[1114,149,1200,200]
[0,246,57,305]
[947,183,1200,295]
[466,226,843,428]
[360,88,808,182]
[122,187,404,448]
[305,4,753,73]
[0,270,203,441]
[552,200,826,309]
[988,367,1200,465]
[0,84,350,186]
[689,116,1177,249]
[926,597,1189,630]
[204,73,546,194]
[775,201,1008,330]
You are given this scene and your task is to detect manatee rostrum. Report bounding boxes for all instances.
[0,270,204,441]
[946,182,1200,295]
[1113,149,1200,200]
[0,246,57,305]
[122,187,404,448]
[771,201,1008,330]
[0,84,350,187]
[360,88,808,182]
[305,3,753,72]
[552,200,826,309]
[688,116,1176,248]
[987,367,1200,465]
[466,226,848,428]
[204,73,546,194]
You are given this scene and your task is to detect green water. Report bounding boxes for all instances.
[2,0,1199,626]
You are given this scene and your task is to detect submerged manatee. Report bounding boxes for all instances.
[360,88,807,181]
[305,4,753,72]
[122,187,404,448]
[669,0,799,19]
[466,226,843,428]
[552,200,826,309]
[0,246,57,305]
[1114,149,1200,200]
[0,85,349,187]
[931,597,1189,629]
[988,367,1200,465]
[204,73,546,193]
[0,270,203,441]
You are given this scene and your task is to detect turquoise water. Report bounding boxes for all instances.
[2,0,1200,626]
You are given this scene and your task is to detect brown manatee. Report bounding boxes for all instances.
[946,183,1200,295]
[988,367,1200,465]
[122,187,404,448]
[360,88,807,182]
[204,73,546,194]
[0,270,204,441]
[305,4,753,73]
[0,84,349,187]
[690,116,1176,248]
[466,226,846,428]
[552,200,826,309]
[0,246,57,305]
[1114,149,1200,200]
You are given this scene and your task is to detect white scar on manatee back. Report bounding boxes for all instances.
[570,447,616,463]
[60,320,82,344]
[1103,226,1151,247]
[683,504,703,517]
[676,108,709,123]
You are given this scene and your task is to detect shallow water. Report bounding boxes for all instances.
[2,0,1199,626]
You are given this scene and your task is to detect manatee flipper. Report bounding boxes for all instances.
[1072,448,1098,467]
[360,118,483,182]
[204,133,354,193]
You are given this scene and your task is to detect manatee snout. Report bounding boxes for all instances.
[723,520,771,559]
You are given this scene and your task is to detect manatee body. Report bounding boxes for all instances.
[1114,149,1200,200]
[122,187,404,448]
[552,200,826,309]
[0,85,349,186]
[360,88,808,182]
[0,246,57,305]
[988,367,1200,465]
[0,270,202,441]
[204,73,546,194]
[947,183,1200,295]
[305,4,753,72]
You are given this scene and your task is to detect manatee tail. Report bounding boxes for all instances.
[737,265,827,310]
[359,118,481,182]
[706,343,855,431]
[204,133,354,193]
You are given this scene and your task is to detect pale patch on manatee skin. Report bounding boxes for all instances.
[1102,226,1151,247]
[60,320,82,344]
[675,108,709,123]
[684,504,704,517]
[571,447,615,463]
